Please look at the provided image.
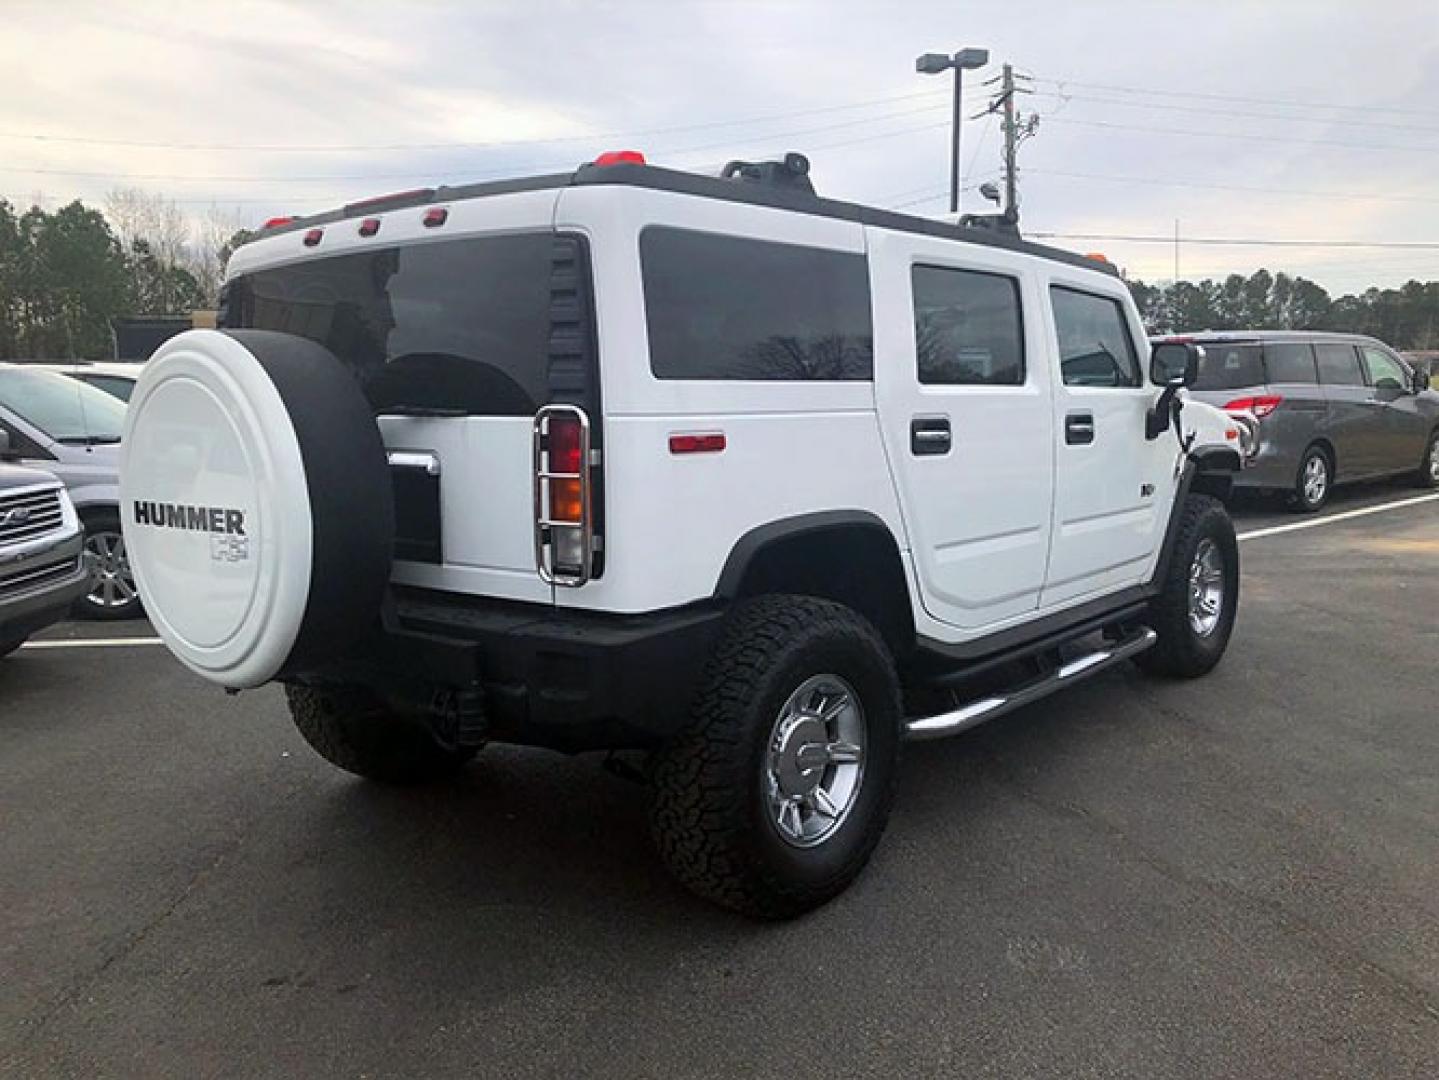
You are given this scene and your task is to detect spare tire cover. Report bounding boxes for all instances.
[120,329,394,688]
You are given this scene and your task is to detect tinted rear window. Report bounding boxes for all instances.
[224,233,563,415]
[1315,343,1365,386]
[1264,342,1319,384]
[641,227,873,380]
[1193,343,1264,391]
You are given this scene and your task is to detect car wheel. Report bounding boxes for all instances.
[1291,445,1331,513]
[75,513,142,620]
[1415,429,1439,489]
[286,683,477,785]
[649,595,901,919]
[1135,494,1240,679]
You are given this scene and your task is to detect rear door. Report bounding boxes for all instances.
[222,189,568,604]
[870,231,1054,631]
[1042,276,1178,608]
[1359,345,1431,472]
[1314,342,1380,477]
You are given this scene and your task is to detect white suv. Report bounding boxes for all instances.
[119,151,1244,918]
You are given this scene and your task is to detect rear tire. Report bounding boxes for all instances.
[649,595,901,920]
[1415,429,1439,489]
[285,684,474,785]
[1290,444,1331,513]
[1135,494,1239,679]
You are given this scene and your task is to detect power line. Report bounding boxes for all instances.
[1034,90,1439,136]
[1026,167,1439,205]
[0,87,988,154]
[1032,77,1439,119]
[0,103,953,184]
[1043,115,1439,155]
[1028,232,1439,250]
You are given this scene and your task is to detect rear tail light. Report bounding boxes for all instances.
[1224,394,1283,419]
[534,406,596,586]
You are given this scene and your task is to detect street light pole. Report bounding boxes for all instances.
[916,47,989,215]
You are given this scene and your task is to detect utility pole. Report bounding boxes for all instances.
[981,64,1038,225]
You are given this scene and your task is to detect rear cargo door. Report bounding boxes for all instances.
[223,188,575,604]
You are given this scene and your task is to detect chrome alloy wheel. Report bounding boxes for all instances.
[1187,537,1225,638]
[1302,453,1328,506]
[764,674,866,849]
[85,530,137,612]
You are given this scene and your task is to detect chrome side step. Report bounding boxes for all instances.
[904,626,1158,741]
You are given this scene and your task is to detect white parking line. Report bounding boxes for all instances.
[20,637,165,650]
[1238,491,1439,542]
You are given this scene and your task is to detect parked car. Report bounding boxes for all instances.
[0,365,139,617]
[0,452,89,657]
[1157,331,1439,511]
[19,360,143,402]
[120,151,1244,918]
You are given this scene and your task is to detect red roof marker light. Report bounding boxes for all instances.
[302,228,323,247]
[593,149,646,167]
[262,216,295,229]
[422,207,449,228]
[358,218,381,237]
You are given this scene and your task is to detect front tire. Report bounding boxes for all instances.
[1415,429,1439,489]
[649,595,901,920]
[285,684,475,785]
[1135,493,1239,678]
[1290,444,1332,513]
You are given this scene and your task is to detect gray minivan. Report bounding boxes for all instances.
[1159,332,1439,511]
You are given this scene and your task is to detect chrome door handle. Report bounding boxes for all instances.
[1065,413,1095,445]
[911,417,952,456]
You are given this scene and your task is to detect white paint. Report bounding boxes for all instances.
[20,637,165,649]
[1237,492,1439,542]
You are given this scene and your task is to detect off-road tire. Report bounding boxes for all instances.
[649,595,901,920]
[1135,494,1239,679]
[1290,444,1332,513]
[1414,429,1439,489]
[285,683,474,785]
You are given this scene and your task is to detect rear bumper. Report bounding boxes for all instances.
[328,587,730,752]
[0,531,90,642]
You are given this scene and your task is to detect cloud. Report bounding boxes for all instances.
[1,0,1435,292]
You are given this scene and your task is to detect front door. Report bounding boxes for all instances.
[1359,345,1431,473]
[870,230,1054,633]
[1043,278,1179,608]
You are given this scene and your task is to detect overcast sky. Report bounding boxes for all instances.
[3,0,1437,293]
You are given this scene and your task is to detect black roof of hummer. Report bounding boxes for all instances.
[260,159,1120,278]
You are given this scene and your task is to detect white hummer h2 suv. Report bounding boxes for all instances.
[120,151,1244,918]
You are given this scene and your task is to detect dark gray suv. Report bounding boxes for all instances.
[1158,332,1439,511]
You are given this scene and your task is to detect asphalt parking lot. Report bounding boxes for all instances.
[3,484,1437,1079]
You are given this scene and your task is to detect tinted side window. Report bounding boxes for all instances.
[1314,343,1365,386]
[1264,342,1319,384]
[1050,286,1140,388]
[912,265,1024,386]
[1193,343,1263,390]
[642,228,873,380]
[1361,347,1408,390]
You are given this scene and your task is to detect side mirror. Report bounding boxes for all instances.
[1414,366,1432,394]
[1150,341,1201,387]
